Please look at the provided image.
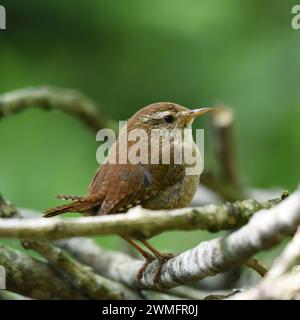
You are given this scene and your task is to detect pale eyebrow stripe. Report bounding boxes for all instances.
[152,111,173,119]
[141,111,174,123]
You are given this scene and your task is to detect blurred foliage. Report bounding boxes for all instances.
[0,0,299,252]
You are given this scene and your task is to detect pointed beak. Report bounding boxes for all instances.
[189,107,214,118]
[183,107,213,124]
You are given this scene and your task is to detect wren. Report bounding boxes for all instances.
[44,102,213,284]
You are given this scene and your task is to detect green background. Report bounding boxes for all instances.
[0,1,299,259]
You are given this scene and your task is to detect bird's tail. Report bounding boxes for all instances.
[43,196,97,218]
[55,194,84,201]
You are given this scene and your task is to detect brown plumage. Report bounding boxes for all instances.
[44,102,213,284]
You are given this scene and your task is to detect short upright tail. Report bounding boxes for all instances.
[43,197,96,218]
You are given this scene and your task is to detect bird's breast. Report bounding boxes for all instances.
[142,172,200,210]
[143,138,202,210]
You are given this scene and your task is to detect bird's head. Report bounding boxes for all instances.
[128,102,213,131]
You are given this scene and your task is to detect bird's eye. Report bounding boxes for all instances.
[164,115,174,123]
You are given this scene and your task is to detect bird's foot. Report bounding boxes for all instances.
[137,253,155,285]
[153,253,175,286]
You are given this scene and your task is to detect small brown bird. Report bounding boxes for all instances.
[44,102,213,283]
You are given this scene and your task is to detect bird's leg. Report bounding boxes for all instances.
[140,239,175,285]
[121,236,155,283]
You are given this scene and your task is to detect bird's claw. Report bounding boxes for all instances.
[136,253,155,285]
[153,253,175,287]
[137,252,176,288]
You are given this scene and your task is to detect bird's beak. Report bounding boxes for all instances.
[183,107,213,124]
[189,107,214,118]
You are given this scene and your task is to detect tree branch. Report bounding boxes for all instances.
[229,226,300,299]
[0,199,191,300]
[57,188,300,290]
[54,238,246,298]
[0,188,296,291]
[0,86,298,298]
[212,106,239,187]
[0,86,115,131]
[21,240,140,300]
[244,258,268,277]
[0,244,85,299]
[0,198,280,240]
[199,105,247,201]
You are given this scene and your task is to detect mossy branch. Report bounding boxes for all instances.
[0,244,85,299]
[0,197,281,240]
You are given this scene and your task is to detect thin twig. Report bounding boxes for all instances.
[245,258,268,277]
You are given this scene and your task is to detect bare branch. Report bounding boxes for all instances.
[0,201,189,300]
[199,105,246,201]
[0,198,280,240]
[212,107,239,187]
[245,258,268,277]
[58,188,300,290]
[0,86,115,131]
[0,244,85,299]
[56,238,238,299]
[0,188,297,291]
[22,240,140,300]
[267,226,300,278]
[231,226,300,299]
[136,189,300,289]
